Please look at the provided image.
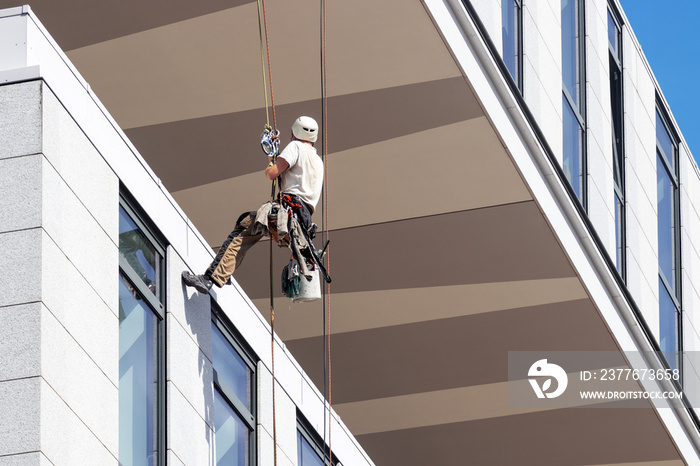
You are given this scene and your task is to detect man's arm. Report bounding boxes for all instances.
[265,157,290,180]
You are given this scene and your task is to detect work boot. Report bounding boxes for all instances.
[181,271,213,294]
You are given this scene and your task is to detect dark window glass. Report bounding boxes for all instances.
[562,0,581,106]
[212,324,252,410]
[119,206,162,301]
[214,389,250,465]
[118,274,158,466]
[657,153,677,294]
[615,193,624,274]
[611,76,623,189]
[656,111,675,171]
[659,278,679,370]
[502,0,521,89]
[298,430,325,466]
[563,95,583,198]
[609,8,625,279]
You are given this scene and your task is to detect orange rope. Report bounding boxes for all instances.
[257,1,278,465]
[320,0,333,463]
[260,0,277,130]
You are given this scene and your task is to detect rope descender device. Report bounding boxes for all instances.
[260,125,280,159]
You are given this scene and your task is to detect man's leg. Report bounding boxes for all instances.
[183,211,262,292]
[204,211,263,286]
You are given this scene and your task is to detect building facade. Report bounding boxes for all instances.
[2,0,700,465]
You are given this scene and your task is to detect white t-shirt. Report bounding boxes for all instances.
[278,140,324,212]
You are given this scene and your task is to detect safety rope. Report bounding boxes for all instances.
[258,0,277,130]
[257,2,332,465]
[320,0,333,463]
[256,1,278,465]
[256,0,269,129]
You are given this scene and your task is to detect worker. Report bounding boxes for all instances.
[182,116,323,294]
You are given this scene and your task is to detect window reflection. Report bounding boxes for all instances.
[607,11,620,57]
[615,193,624,274]
[119,274,157,466]
[657,154,676,292]
[119,206,160,299]
[212,325,252,410]
[656,112,675,170]
[298,430,325,466]
[212,321,254,465]
[563,96,583,199]
[659,278,679,370]
[502,0,521,89]
[215,390,249,466]
[562,0,581,106]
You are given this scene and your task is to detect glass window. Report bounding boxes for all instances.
[607,10,620,58]
[297,415,338,466]
[562,0,586,206]
[659,278,679,370]
[655,105,680,373]
[656,111,675,171]
[563,95,583,198]
[119,205,163,302]
[562,0,582,107]
[657,153,677,293]
[213,324,252,410]
[502,0,522,90]
[298,430,325,466]
[119,197,165,466]
[119,274,158,466]
[212,319,255,466]
[609,5,625,279]
[215,390,250,465]
[614,193,624,274]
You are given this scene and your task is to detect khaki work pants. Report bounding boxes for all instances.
[205,211,264,287]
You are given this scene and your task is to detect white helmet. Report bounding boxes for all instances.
[292,116,318,143]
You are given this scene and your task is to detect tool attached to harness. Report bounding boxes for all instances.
[281,194,331,284]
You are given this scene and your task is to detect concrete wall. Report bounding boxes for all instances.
[0,80,120,464]
[0,8,373,465]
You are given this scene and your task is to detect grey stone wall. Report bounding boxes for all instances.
[0,80,120,464]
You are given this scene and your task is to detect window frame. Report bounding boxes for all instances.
[119,198,165,316]
[655,103,682,373]
[561,0,587,208]
[118,191,167,466]
[656,106,681,300]
[211,302,257,466]
[297,413,339,466]
[608,3,626,280]
[502,0,523,92]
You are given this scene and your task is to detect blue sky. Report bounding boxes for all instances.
[618,0,700,164]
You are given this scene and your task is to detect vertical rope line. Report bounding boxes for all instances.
[256,0,269,127]
[260,0,277,130]
[257,2,278,466]
[270,237,277,466]
[320,0,332,463]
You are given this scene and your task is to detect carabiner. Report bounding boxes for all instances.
[260,125,280,157]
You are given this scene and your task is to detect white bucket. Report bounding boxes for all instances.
[292,268,321,303]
